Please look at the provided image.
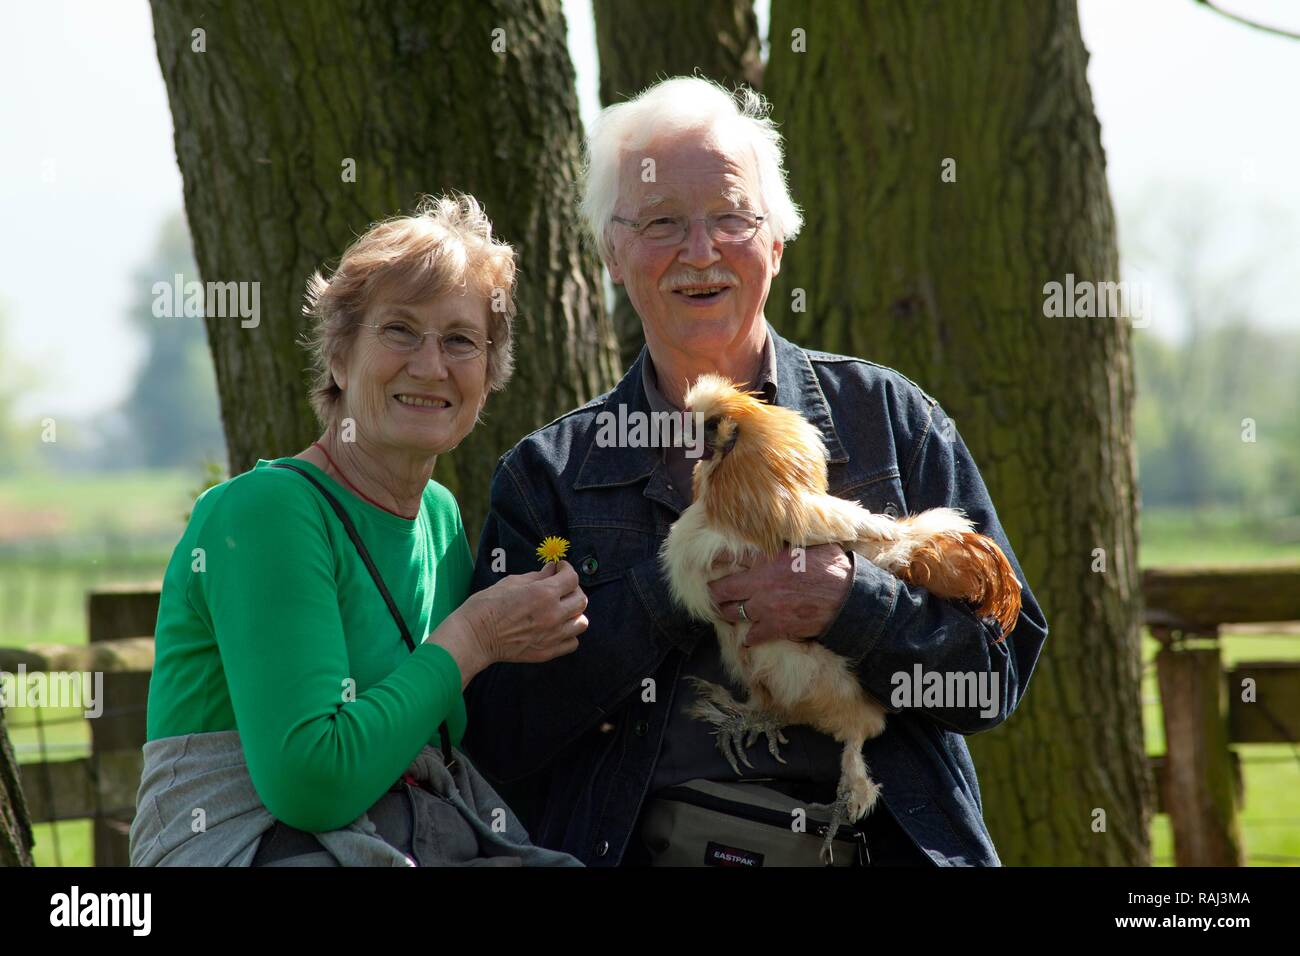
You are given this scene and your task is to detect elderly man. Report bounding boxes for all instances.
[463,77,1048,867]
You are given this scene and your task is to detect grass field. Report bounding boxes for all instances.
[0,468,199,542]
[0,469,191,645]
[1138,507,1300,567]
[2,472,1298,866]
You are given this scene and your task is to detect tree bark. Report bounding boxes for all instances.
[0,708,35,867]
[150,0,619,538]
[765,0,1149,865]
[592,0,762,368]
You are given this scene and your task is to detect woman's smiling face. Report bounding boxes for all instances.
[331,288,490,456]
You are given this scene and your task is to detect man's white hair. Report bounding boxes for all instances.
[580,76,803,262]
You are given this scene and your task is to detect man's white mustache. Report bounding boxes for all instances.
[660,268,739,291]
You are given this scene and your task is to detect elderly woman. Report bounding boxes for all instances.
[129,195,587,866]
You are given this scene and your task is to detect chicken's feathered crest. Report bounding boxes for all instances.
[685,374,830,556]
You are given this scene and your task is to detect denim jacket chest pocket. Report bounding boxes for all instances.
[566,521,658,587]
[567,519,705,653]
[830,466,908,519]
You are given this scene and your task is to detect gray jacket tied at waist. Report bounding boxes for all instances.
[129,729,582,867]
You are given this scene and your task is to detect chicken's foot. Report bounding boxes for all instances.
[685,677,790,774]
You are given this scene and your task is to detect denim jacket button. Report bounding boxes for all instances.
[580,556,599,575]
[595,840,609,857]
[883,502,899,517]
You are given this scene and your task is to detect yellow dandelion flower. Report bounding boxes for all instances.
[536,535,571,565]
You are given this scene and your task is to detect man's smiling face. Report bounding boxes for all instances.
[606,125,783,362]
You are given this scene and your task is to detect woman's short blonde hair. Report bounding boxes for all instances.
[301,193,517,429]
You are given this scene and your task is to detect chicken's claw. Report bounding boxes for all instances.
[744,717,790,764]
[808,768,881,865]
[684,678,790,773]
[716,715,755,774]
[810,783,853,866]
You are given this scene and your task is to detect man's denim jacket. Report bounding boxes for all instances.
[464,322,1049,866]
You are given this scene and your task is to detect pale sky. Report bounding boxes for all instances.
[1,0,1296,422]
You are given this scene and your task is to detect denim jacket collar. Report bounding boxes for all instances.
[770,325,848,465]
[573,320,849,502]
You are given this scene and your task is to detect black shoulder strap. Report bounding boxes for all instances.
[270,461,455,767]
[272,462,414,651]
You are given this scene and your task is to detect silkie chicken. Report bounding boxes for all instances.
[660,374,1022,863]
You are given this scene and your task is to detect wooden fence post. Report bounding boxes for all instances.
[86,587,159,867]
[1154,634,1245,867]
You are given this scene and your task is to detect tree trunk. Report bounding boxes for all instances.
[592,0,762,367]
[765,0,1149,865]
[150,0,619,538]
[0,708,35,866]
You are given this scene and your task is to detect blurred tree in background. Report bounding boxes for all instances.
[1121,186,1300,523]
[1134,326,1300,515]
[0,216,225,477]
[114,211,226,471]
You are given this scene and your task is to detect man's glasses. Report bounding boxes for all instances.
[610,210,766,247]
[361,322,492,360]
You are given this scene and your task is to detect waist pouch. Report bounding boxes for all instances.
[640,779,868,867]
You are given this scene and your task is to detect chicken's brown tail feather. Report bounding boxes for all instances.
[896,531,1022,641]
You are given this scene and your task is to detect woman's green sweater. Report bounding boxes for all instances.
[146,456,473,833]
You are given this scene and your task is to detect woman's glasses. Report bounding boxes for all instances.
[361,322,492,360]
